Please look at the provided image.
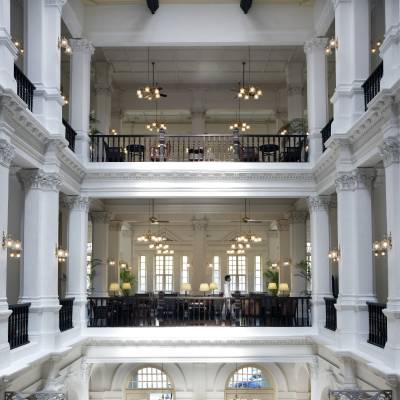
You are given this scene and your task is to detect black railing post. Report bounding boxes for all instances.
[8,303,31,349]
[159,128,166,162]
[13,64,35,111]
[59,298,75,332]
[232,128,240,161]
[367,302,387,348]
[361,61,384,111]
[62,119,77,152]
[321,119,333,152]
[324,297,337,331]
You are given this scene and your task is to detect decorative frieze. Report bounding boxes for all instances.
[381,137,400,168]
[64,196,90,212]
[18,169,62,192]
[307,195,331,212]
[0,139,15,168]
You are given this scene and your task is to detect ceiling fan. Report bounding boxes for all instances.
[231,199,270,224]
[149,199,170,225]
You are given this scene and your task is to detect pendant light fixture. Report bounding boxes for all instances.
[230,83,250,132]
[137,51,167,101]
[146,100,167,132]
[237,48,262,100]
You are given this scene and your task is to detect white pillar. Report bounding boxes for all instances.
[18,169,61,349]
[381,133,400,368]
[108,221,121,284]
[340,356,358,389]
[65,196,89,330]
[24,0,66,135]
[380,0,400,89]
[0,139,14,367]
[192,218,208,294]
[288,211,307,297]
[91,211,110,297]
[286,62,304,121]
[308,196,332,329]
[0,0,17,91]
[331,0,370,134]
[94,62,112,135]
[335,168,376,348]
[278,219,290,286]
[191,111,206,134]
[69,39,95,162]
[304,38,328,163]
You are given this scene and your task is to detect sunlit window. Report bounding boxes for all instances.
[155,256,174,292]
[228,256,246,292]
[227,367,270,389]
[139,255,146,292]
[254,256,262,292]
[212,255,221,287]
[127,367,173,389]
[181,256,190,285]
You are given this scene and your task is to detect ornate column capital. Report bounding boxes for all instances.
[277,219,290,232]
[335,168,376,192]
[90,211,111,224]
[0,139,15,168]
[192,217,208,231]
[307,195,331,212]
[69,39,95,56]
[18,169,62,192]
[381,137,400,167]
[64,196,90,212]
[287,85,303,96]
[304,37,328,54]
[110,220,122,231]
[288,210,308,224]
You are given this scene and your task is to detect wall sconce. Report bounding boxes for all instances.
[325,37,338,55]
[282,259,291,267]
[56,245,69,262]
[328,247,340,262]
[371,40,382,54]
[108,260,116,266]
[373,233,392,257]
[60,90,69,106]
[2,232,22,259]
[110,128,118,136]
[12,38,24,56]
[58,37,72,54]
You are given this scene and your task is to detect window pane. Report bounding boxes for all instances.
[228,367,270,389]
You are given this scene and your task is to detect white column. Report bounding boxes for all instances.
[108,221,121,284]
[91,211,110,297]
[94,62,112,135]
[69,39,95,162]
[381,134,400,368]
[286,62,304,121]
[308,196,332,329]
[278,219,290,286]
[191,111,206,134]
[65,196,89,330]
[0,140,14,366]
[192,218,208,294]
[24,0,66,135]
[304,38,328,163]
[380,0,400,89]
[331,0,370,134]
[18,169,61,349]
[288,211,307,297]
[335,168,376,348]
[0,0,17,91]
[340,356,358,389]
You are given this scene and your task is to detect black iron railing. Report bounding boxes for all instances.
[321,119,333,152]
[14,64,35,111]
[87,295,311,327]
[90,134,309,163]
[59,297,74,332]
[62,119,77,152]
[329,390,392,400]
[367,302,387,348]
[362,61,384,111]
[8,303,30,349]
[324,297,337,331]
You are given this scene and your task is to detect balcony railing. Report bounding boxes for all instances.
[90,134,309,163]
[14,64,35,112]
[59,297,74,332]
[62,119,77,152]
[367,302,387,348]
[321,119,333,152]
[324,297,337,331]
[362,61,384,111]
[8,303,30,349]
[87,294,311,327]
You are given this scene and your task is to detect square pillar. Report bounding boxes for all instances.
[64,196,89,330]
[0,0,18,91]
[335,168,376,348]
[18,169,61,349]
[69,39,95,162]
[94,62,112,135]
[308,196,332,329]
[191,218,208,294]
[278,219,291,286]
[286,62,304,121]
[108,221,121,285]
[24,0,66,135]
[331,0,371,134]
[304,38,328,163]
[91,211,110,297]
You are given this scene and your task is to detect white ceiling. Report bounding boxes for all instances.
[95,46,305,88]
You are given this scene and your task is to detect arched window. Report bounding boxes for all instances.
[225,366,274,400]
[126,367,174,400]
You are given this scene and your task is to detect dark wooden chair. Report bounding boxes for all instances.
[103,141,126,162]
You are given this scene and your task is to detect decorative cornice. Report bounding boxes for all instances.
[69,39,95,56]
[90,211,111,224]
[335,168,376,192]
[288,210,308,224]
[381,137,400,167]
[64,196,90,212]
[0,139,15,168]
[304,37,328,54]
[18,169,62,192]
[307,195,331,212]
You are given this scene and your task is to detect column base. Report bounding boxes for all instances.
[71,297,88,329]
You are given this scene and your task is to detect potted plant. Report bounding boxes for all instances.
[264,268,279,296]
[120,266,136,296]
[294,259,312,296]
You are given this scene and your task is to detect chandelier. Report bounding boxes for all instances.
[230,87,250,132]
[146,101,167,132]
[137,51,167,101]
[328,248,340,262]
[137,230,175,254]
[235,233,262,244]
[237,49,263,100]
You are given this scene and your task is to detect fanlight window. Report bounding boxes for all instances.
[228,367,270,389]
[127,367,173,390]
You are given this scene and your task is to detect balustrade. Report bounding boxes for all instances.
[324,297,337,331]
[367,302,387,348]
[59,298,74,332]
[321,119,333,152]
[8,303,30,349]
[14,64,35,112]
[62,119,77,152]
[362,62,384,111]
